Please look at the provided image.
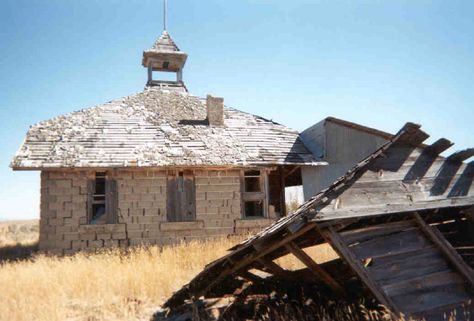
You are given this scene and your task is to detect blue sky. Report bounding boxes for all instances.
[1,0,473,220]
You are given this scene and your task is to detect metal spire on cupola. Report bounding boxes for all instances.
[142,0,188,91]
[163,0,167,31]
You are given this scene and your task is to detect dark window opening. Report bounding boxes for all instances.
[91,172,107,224]
[95,172,106,195]
[162,61,170,69]
[244,170,261,192]
[88,172,117,225]
[91,204,106,224]
[242,169,266,218]
[245,200,264,217]
[268,168,285,218]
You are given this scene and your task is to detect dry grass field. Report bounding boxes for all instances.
[0,220,465,321]
[0,220,341,321]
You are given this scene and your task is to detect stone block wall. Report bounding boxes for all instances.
[39,169,275,254]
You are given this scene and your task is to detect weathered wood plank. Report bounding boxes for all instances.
[183,170,196,221]
[350,228,430,260]
[382,270,465,297]
[391,283,470,314]
[105,178,118,224]
[167,171,178,222]
[340,220,416,244]
[320,226,398,314]
[368,249,449,285]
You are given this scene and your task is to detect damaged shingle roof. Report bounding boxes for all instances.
[147,30,181,53]
[11,87,323,169]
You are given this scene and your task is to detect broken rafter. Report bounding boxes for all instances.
[318,226,399,315]
[284,241,344,294]
[425,138,453,156]
[447,148,474,163]
[257,258,289,278]
[238,270,263,284]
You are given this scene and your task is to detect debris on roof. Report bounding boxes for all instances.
[161,122,474,321]
[11,88,323,169]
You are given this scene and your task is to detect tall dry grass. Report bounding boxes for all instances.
[0,221,467,321]
[0,220,341,321]
[0,236,245,321]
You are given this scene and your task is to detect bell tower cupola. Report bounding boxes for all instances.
[142,0,188,90]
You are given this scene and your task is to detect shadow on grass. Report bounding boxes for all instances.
[0,242,39,263]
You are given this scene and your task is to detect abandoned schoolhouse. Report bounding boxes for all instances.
[11,28,332,254]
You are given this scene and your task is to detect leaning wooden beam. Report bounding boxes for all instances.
[319,226,399,315]
[238,270,263,284]
[413,212,474,287]
[257,258,289,278]
[284,241,344,294]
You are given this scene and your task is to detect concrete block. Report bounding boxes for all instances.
[55,240,72,250]
[104,239,119,248]
[97,233,111,240]
[63,232,80,241]
[80,232,96,241]
[111,232,127,240]
[88,240,104,248]
[72,240,87,250]
[128,230,143,239]
[160,220,204,231]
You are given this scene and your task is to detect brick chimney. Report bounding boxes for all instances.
[206,95,224,126]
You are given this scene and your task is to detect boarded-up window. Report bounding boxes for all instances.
[87,172,117,224]
[167,170,196,222]
[242,170,266,218]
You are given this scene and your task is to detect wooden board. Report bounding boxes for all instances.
[167,170,196,222]
[329,219,474,320]
[340,220,416,244]
[349,228,431,260]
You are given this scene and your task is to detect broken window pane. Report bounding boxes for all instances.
[244,170,261,192]
[90,172,107,225]
[95,172,106,195]
[245,200,264,217]
[91,204,106,224]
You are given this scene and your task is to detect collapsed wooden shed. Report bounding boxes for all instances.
[161,123,474,321]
